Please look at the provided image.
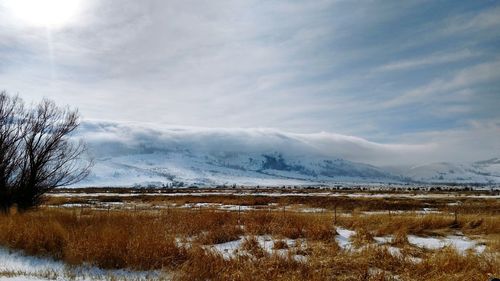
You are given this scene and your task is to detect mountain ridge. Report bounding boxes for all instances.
[72,121,500,187]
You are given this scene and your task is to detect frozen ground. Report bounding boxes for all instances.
[49,191,500,199]
[53,200,452,216]
[407,235,486,253]
[0,248,168,281]
[206,235,307,262]
[333,227,486,254]
[200,225,490,273]
[335,227,356,250]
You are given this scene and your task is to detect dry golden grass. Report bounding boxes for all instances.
[196,225,243,245]
[273,239,288,250]
[45,188,500,215]
[392,228,409,246]
[0,210,190,270]
[337,212,500,236]
[240,236,266,258]
[351,227,374,248]
[0,189,499,280]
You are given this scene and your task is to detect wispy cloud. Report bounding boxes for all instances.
[375,49,478,72]
[382,60,500,108]
[0,0,499,159]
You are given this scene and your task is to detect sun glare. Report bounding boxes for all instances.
[5,0,82,28]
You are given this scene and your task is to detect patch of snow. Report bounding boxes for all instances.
[407,235,484,253]
[0,247,166,281]
[335,227,356,250]
[211,239,244,260]
[49,192,500,200]
[0,276,52,281]
[363,208,441,215]
[374,236,393,244]
[207,236,306,262]
[386,246,401,256]
[0,249,63,277]
[299,207,327,213]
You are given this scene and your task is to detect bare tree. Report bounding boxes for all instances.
[14,99,91,211]
[0,92,25,212]
[0,92,91,212]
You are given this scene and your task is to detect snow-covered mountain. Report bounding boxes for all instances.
[403,158,500,184]
[81,151,405,187]
[73,121,500,187]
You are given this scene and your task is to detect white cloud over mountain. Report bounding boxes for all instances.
[71,120,500,187]
[78,120,499,167]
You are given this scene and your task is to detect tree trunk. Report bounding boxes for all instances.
[0,189,12,213]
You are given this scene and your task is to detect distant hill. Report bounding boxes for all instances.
[72,121,500,187]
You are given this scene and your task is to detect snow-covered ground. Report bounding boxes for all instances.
[374,232,486,254]
[0,248,168,281]
[204,227,488,263]
[49,191,500,199]
[334,227,487,255]
[335,227,356,250]
[207,235,307,262]
[407,235,486,253]
[362,208,441,215]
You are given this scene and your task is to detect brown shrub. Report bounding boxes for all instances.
[351,227,374,248]
[273,239,288,250]
[241,236,266,258]
[195,225,243,245]
[392,228,409,246]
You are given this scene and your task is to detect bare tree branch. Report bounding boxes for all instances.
[0,92,92,212]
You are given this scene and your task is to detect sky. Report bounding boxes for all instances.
[0,0,499,162]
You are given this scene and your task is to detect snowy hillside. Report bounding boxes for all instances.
[73,121,500,187]
[405,159,500,184]
[80,151,404,187]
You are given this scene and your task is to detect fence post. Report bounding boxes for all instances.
[334,205,337,224]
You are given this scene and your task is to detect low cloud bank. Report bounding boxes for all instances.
[75,120,500,167]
